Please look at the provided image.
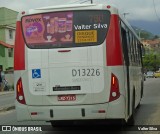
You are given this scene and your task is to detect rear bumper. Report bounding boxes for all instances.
[16,95,125,121]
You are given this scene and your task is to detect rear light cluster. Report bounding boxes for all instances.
[106,5,111,9]
[109,73,120,102]
[16,78,26,105]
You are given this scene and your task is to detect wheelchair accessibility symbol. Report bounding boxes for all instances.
[32,69,41,79]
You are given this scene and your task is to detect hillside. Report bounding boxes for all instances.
[132,26,157,39]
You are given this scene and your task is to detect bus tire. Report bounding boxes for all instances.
[51,121,73,127]
[141,81,144,99]
[51,121,65,127]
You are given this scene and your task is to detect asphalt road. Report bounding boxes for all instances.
[0,92,14,109]
[0,78,160,134]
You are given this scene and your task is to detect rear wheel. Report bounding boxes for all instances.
[51,121,62,127]
[141,81,144,98]
[51,121,73,127]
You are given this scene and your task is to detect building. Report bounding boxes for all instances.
[142,39,160,54]
[0,7,18,71]
[0,40,14,71]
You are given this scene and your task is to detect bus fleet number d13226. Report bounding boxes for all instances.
[72,68,101,77]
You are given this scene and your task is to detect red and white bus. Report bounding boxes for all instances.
[14,4,144,126]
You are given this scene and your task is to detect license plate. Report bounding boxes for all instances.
[58,94,76,101]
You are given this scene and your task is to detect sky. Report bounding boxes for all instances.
[0,0,160,35]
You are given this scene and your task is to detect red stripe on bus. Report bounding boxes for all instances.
[14,21,25,70]
[106,14,123,66]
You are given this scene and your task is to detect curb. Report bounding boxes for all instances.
[0,105,15,113]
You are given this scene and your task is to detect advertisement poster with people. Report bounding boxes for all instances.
[22,12,73,45]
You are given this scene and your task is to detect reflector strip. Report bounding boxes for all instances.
[98,110,106,113]
[31,112,38,115]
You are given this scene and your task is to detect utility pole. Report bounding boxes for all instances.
[91,0,93,3]
[123,13,129,18]
[136,29,144,40]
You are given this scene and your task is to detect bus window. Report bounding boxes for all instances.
[21,10,110,49]
[121,27,129,66]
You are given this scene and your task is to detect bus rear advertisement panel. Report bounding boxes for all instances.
[21,10,110,48]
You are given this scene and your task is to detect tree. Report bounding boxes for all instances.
[153,35,159,39]
[140,32,151,39]
[143,52,160,71]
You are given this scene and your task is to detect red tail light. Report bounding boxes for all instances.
[109,73,120,102]
[16,78,26,105]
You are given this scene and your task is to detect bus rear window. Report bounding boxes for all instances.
[21,10,110,49]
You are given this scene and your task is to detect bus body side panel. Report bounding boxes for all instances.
[106,66,126,118]
[14,21,25,71]
[105,14,127,119]
[106,14,123,66]
[129,66,143,107]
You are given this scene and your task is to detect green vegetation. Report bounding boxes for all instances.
[143,52,160,72]
[140,32,153,39]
